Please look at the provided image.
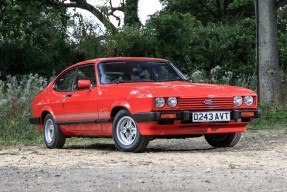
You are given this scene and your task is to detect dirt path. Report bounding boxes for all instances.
[0,129,287,192]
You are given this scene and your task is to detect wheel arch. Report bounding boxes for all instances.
[110,106,130,122]
[41,111,51,125]
[111,108,150,152]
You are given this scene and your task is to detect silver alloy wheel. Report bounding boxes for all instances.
[45,119,54,144]
[116,116,137,145]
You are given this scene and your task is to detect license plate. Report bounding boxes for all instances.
[192,111,230,122]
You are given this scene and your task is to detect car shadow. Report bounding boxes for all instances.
[143,147,217,153]
[63,142,234,153]
[65,143,117,151]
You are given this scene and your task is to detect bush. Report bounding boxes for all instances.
[0,73,48,145]
[190,65,257,91]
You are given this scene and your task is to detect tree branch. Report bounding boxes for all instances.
[109,0,124,12]
[108,0,124,26]
[62,1,117,33]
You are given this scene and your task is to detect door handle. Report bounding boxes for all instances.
[63,94,72,107]
[65,94,72,98]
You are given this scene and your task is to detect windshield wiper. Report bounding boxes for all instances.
[110,79,126,84]
[160,79,190,82]
[177,79,191,82]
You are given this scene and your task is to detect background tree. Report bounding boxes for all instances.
[124,0,141,27]
[0,0,286,107]
[61,0,118,32]
[0,0,77,77]
[147,0,256,81]
[159,0,254,24]
[255,0,286,105]
[62,0,141,30]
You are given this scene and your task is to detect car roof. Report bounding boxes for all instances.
[56,57,169,79]
[70,57,168,68]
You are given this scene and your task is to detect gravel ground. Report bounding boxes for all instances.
[0,129,287,192]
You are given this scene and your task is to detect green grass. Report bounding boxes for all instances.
[248,106,287,131]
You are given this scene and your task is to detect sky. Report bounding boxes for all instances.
[138,0,163,24]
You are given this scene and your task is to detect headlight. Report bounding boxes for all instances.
[244,96,253,106]
[234,96,243,106]
[154,97,165,108]
[167,97,177,108]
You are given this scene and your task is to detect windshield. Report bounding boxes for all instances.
[98,61,188,84]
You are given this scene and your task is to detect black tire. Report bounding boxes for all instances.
[44,114,66,149]
[112,109,150,152]
[204,132,242,148]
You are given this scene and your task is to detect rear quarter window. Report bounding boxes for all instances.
[54,69,76,91]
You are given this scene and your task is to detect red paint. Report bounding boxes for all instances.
[30,57,259,137]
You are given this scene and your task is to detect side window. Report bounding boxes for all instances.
[74,65,96,90]
[54,69,77,91]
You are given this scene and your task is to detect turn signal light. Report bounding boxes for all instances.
[241,112,254,117]
[161,114,177,119]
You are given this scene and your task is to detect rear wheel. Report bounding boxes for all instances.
[204,132,242,148]
[44,114,66,149]
[112,109,150,152]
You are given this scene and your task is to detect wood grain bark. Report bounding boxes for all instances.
[256,0,283,105]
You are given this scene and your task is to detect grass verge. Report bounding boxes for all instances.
[248,106,287,131]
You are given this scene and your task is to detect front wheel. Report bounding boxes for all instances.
[112,109,150,152]
[44,114,66,149]
[204,132,242,148]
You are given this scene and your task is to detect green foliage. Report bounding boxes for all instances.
[145,12,256,78]
[187,19,256,76]
[277,8,287,72]
[0,74,47,145]
[145,12,201,72]
[0,0,79,77]
[104,28,157,57]
[68,13,104,60]
[159,0,254,24]
[124,0,141,28]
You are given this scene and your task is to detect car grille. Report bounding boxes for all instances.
[180,97,233,110]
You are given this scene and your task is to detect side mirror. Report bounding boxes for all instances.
[78,80,92,91]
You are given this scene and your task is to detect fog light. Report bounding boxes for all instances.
[161,114,177,119]
[241,112,254,117]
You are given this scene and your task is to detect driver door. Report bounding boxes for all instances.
[52,64,101,135]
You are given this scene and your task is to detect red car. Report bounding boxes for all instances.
[29,57,261,152]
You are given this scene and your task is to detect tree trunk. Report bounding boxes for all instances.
[256,0,283,105]
[124,0,141,28]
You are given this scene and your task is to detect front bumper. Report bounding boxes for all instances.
[132,109,261,123]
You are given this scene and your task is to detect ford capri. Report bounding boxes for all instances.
[29,57,261,152]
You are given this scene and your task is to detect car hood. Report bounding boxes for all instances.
[113,81,257,98]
